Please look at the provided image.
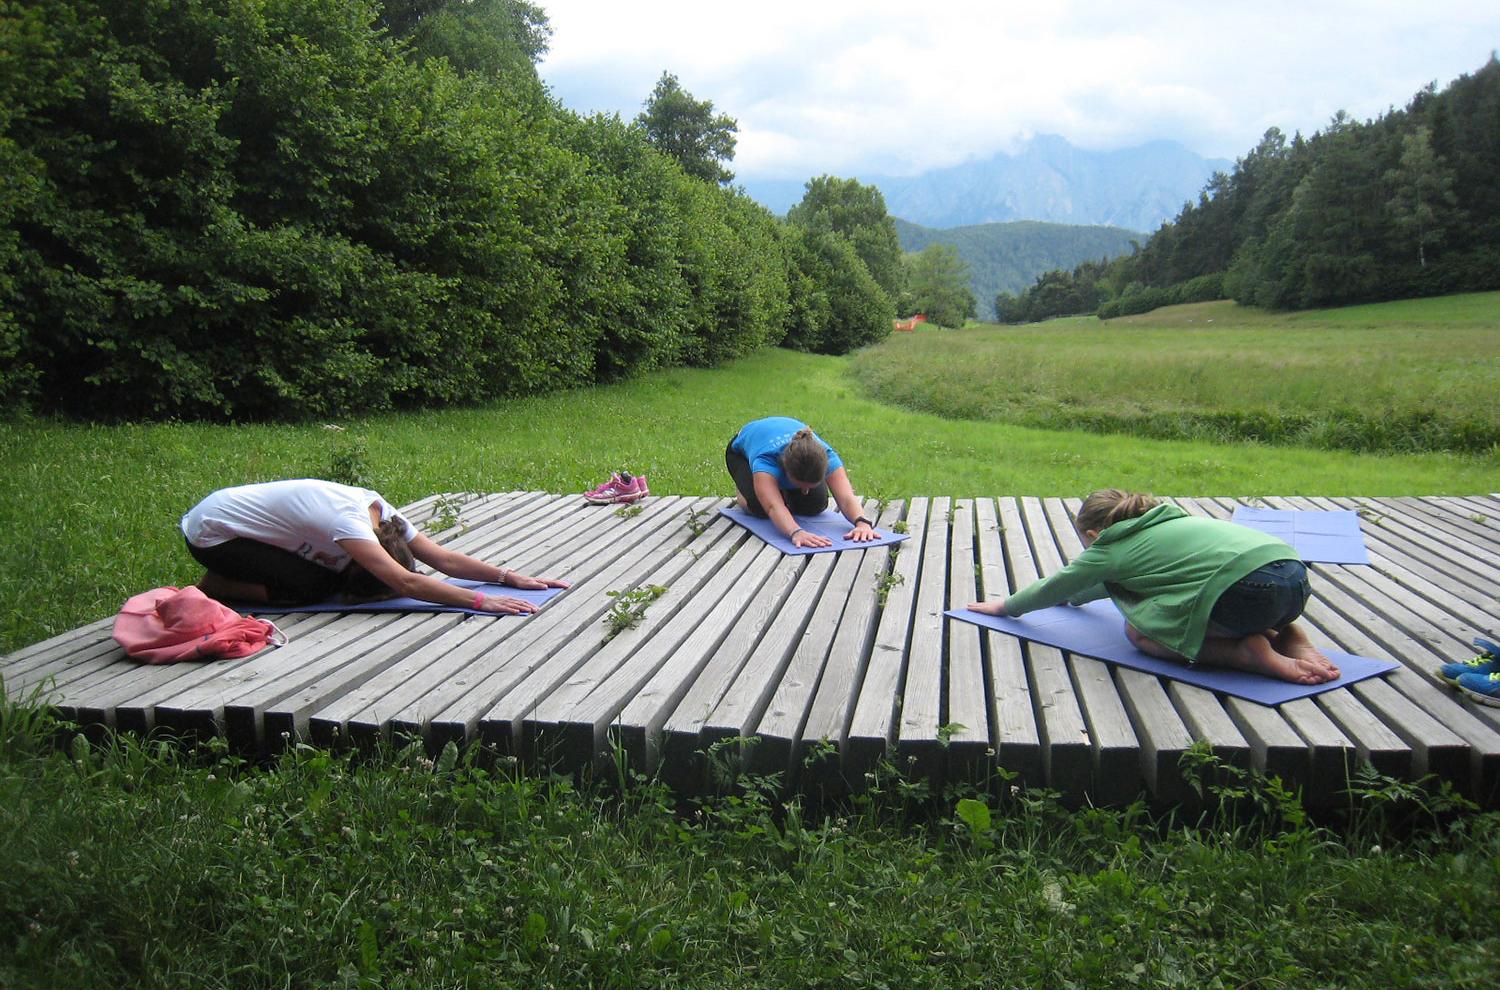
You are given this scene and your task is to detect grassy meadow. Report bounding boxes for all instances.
[852,292,1500,455]
[3,306,1496,654]
[4,294,1500,988]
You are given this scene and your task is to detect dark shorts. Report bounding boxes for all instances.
[1207,559,1310,637]
[725,436,829,517]
[186,535,344,604]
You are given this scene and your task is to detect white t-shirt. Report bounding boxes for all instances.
[181,480,418,573]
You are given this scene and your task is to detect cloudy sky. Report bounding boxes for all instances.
[537,0,1499,180]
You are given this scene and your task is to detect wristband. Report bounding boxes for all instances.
[789,527,805,540]
[473,590,485,610]
[854,515,874,528]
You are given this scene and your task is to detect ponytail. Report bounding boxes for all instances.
[1074,489,1159,535]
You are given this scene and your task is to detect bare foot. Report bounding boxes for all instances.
[734,493,748,511]
[1198,633,1340,685]
[1272,623,1340,679]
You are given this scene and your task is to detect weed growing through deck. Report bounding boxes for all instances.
[684,507,711,537]
[614,503,644,519]
[875,566,904,606]
[601,584,668,642]
[423,492,472,534]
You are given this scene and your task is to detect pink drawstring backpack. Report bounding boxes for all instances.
[112,586,286,664]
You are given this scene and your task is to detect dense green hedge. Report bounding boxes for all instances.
[0,0,884,420]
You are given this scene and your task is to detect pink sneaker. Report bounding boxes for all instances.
[585,471,649,505]
[583,472,624,502]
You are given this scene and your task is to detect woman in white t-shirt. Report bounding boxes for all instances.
[181,480,567,613]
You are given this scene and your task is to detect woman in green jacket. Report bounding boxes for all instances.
[967,489,1340,685]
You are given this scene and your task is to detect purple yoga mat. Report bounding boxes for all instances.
[718,506,910,555]
[945,599,1397,705]
[1231,506,1369,565]
[234,579,564,617]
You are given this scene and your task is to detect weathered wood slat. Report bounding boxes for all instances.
[511,516,746,766]
[5,491,1500,808]
[379,495,693,745]
[944,499,994,782]
[604,539,784,774]
[424,497,708,750]
[973,497,1042,788]
[655,551,807,791]
[782,503,906,791]
[895,498,952,782]
[996,497,1092,795]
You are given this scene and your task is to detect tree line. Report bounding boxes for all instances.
[0,0,900,420]
[996,56,1500,323]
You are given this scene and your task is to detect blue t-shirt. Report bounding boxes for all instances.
[731,417,843,488]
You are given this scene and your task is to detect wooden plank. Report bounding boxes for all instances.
[942,499,995,784]
[844,498,928,783]
[752,501,900,785]
[996,497,1093,797]
[505,517,746,767]
[1258,497,1498,796]
[973,497,1042,788]
[611,540,784,775]
[655,552,808,792]
[694,552,838,777]
[0,616,116,676]
[381,495,699,748]
[476,497,730,757]
[894,498,952,783]
[361,497,690,749]
[795,502,910,794]
[423,497,711,751]
[309,513,715,754]
[221,613,420,751]
[261,613,469,747]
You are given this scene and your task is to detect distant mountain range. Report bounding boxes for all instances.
[742,134,1230,233]
[894,218,1141,317]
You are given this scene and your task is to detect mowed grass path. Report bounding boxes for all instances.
[2,332,1495,652]
[851,292,1500,455]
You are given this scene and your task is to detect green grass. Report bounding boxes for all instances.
[2,705,1497,989]
[850,292,1500,455]
[6,310,1500,987]
[2,344,1494,654]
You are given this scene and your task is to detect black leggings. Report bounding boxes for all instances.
[725,437,829,517]
[186,536,344,604]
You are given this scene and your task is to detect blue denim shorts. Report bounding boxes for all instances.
[1207,559,1310,637]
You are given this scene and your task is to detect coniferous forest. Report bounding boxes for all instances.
[0,0,896,421]
[996,57,1500,323]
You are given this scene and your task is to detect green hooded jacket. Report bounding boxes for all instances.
[1004,504,1298,657]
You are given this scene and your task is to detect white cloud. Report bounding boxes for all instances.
[537,0,1500,178]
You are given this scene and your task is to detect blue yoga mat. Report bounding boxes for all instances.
[946,599,1397,705]
[718,506,910,555]
[234,579,564,617]
[1231,506,1369,565]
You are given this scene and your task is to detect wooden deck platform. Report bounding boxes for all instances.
[5,491,1500,807]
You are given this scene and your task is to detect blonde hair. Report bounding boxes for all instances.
[342,517,417,602]
[1074,489,1160,536]
[781,427,828,486]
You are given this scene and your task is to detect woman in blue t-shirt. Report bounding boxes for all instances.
[725,417,879,549]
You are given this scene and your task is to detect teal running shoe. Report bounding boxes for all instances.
[1456,670,1500,708]
[1439,636,1500,684]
